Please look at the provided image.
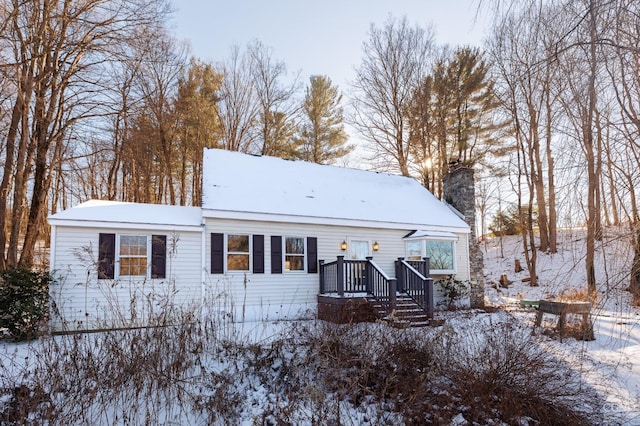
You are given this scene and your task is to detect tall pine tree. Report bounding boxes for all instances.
[297,75,353,164]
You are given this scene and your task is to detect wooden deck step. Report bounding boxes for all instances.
[367,294,433,328]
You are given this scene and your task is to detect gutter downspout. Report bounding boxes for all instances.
[200,218,206,325]
[466,233,472,285]
[48,224,56,335]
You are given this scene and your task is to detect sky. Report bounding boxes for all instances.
[171,0,491,91]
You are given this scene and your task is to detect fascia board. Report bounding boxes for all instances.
[47,218,203,233]
[202,209,471,234]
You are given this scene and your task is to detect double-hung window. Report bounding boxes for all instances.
[119,235,148,276]
[227,234,250,271]
[98,233,167,280]
[284,236,305,271]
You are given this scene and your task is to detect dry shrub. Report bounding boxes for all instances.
[0,305,243,425]
[0,309,608,425]
[295,314,604,425]
[556,287,601,305]
[439,318,600,425]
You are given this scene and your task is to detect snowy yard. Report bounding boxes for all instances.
[1,230,640,425]
[483,230,640,425]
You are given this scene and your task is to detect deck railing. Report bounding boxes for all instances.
[319,256,369,294]
[319,256,397,311]
[395,257,434,318]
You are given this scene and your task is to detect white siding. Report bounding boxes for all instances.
[205,218,470,321]
[50,225,202,332]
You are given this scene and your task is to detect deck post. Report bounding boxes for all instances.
[425,277,434,318]
[336,256,344,296]
[319,260,325,293]
[422,257,430,277]
[389,278,397,311]
[396,257,405,292]
[365,257,373,294]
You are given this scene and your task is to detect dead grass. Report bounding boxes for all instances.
[0,308,610,425]
[556,287,601,305]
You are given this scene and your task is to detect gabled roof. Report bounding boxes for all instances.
[202,149,470,232]
[48,200,202,231]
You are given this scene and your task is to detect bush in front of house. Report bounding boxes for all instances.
[0,267,52,340]
[437,275,470,309]
[0,307,612,424]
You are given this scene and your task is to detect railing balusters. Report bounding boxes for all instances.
[320,256,429,318]
[394,258,433,319]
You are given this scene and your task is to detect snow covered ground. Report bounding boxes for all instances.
[482,229,640,424]
[1,229,640,424]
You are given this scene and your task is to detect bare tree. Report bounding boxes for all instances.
[488,2,563,256]
[351,15,434,176]
[0,0,170,268]
[247,40,300,157]
[123,31,187,204]
[606,0,640,302]
[217,45,259,153]
[486,0,640,296]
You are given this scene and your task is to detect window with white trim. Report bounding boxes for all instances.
[227,234,250,271]
[119,235,148,276]
[404,233,457,274]
[98,233,166,280]
[284,236,305,271]
[406,240,422,260]
[425,240,455,272]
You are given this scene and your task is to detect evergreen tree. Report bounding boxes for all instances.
[297,75,353,164]
[174,58,223,204]
[409,47,506,196]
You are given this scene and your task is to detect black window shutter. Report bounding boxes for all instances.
[151,235,167,279]
[253,234,264,273]
[211,233,224,274]
[271,235,282,274]
[98,233,115,279]
[307,237,318,274]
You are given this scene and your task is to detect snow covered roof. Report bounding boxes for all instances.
[202,149,470,232]
[47,200,202,231]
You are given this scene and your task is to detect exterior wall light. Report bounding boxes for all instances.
[340,240,347,251]
[372,241,379,251]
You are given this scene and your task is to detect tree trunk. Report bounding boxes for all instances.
[544,77,557,253]
[630,227,640,305]
[0,91,24,270]
[585,0,599,295]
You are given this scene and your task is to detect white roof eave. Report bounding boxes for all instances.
[202,208,471,234]
[47,218,203,232]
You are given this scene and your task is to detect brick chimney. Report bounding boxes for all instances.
[442,165,485,308]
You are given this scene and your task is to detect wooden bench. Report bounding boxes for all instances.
[534,300,593,341]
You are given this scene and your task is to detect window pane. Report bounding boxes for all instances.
[228,254,250,271]
[425,241,454,270]
[285,237,304,254]
[120,257,147,276]
[228,235,249,253]
[285,255,304,271]
[406,241,422,260]
[120,235,147,256]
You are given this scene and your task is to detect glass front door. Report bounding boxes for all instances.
[349,240,369,291]
[350,240,369,260]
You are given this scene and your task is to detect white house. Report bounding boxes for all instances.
[48,148,472,332]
